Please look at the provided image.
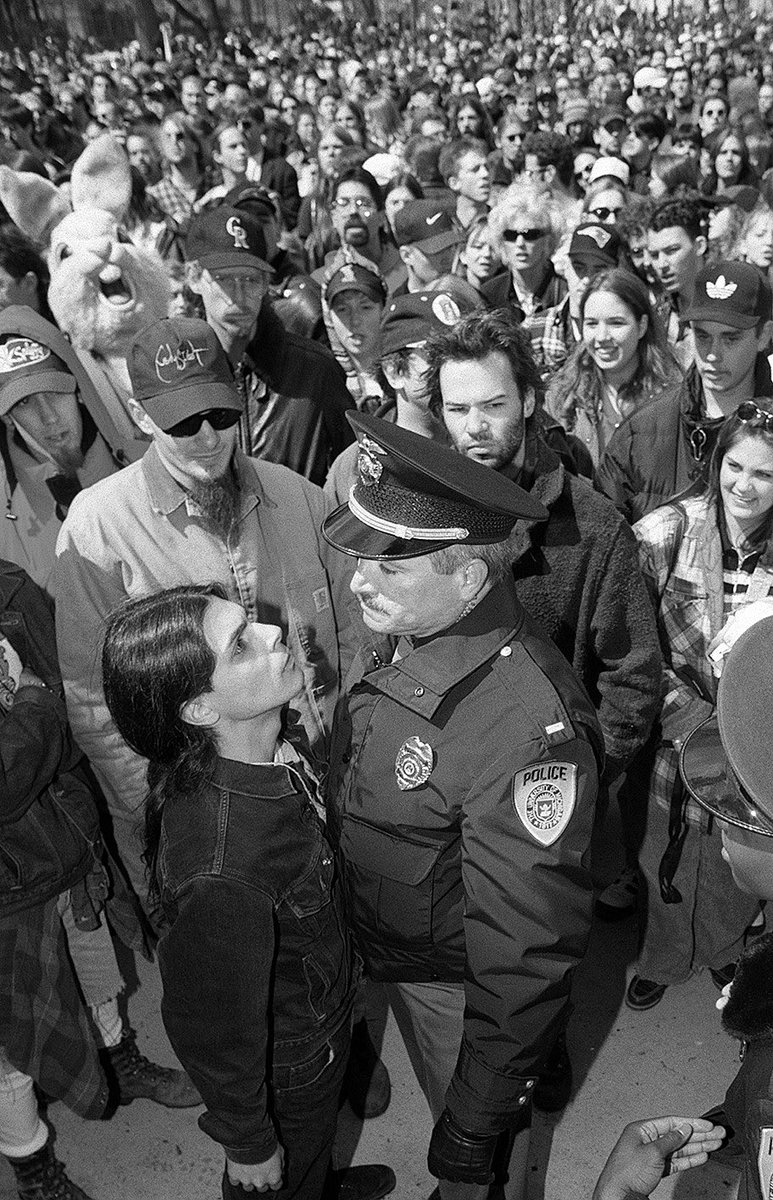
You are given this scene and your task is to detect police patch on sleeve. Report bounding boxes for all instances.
[758,1128,773,1199]
[512,762,577,846]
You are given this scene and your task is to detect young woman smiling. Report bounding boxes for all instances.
[546,268,682,466]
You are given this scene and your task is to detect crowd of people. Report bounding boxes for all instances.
[5,7,773,1200]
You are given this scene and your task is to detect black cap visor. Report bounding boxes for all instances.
[680,717,773,837]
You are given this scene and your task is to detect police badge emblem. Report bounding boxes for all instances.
[512,762,577,846]
[357,434,386,486]
[395,736,434,790]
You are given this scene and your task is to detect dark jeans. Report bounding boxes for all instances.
[222,1018,351,1200]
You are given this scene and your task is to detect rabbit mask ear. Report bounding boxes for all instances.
[0,165,71,244]
[70,134,131,220]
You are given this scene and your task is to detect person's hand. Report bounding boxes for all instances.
[592,1116,726,1200]
[226,1147,284,1192]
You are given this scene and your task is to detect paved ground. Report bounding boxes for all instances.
[0,806,746,1200]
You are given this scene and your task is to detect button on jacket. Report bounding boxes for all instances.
[158,752,356,1165]
[327,579,603,1135]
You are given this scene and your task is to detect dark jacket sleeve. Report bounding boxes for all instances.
[159,876,278,1164]
[446,734,599,1134]
[595,419,637,524]
[262,158,301,229]
[0,687,82,823]
[588,518,663,781]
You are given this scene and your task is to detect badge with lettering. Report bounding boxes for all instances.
[395,736,434,790]
[512,762,577,846]
[758,1128,773,1199]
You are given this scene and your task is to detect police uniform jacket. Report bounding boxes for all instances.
[721,931,773,1200]
[327,576,603,1135]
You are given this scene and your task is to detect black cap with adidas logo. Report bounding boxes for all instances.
[684,260,772,330]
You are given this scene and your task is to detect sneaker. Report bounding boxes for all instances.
[595,866,640,921]
[710,963,736,990]
[532,1031,572,1113]
[625,975,668,1010]
[7,1141,96,1200]
[103,1028,202,1108]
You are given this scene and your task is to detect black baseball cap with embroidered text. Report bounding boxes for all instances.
[0,335,76,417]
[684,261,772,330]
[128,317,242,432]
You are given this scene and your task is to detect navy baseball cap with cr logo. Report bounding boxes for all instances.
[185,205,273,273]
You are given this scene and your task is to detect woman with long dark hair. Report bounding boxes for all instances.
[102,583,360,1200]
[626,403,773,1010]
[547,268,682,466]
[701,126,759,196]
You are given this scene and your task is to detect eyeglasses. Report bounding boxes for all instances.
[333,196,375,214]
[166,407,241,439]
[502,227,546,242]
[588,206,622,222]
[737,401,773,432]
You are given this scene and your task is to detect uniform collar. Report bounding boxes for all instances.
[141,444,267,517]
[352,579,526,719]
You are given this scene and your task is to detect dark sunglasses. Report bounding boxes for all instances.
[737,401,773,432]
[588,206,621,222]
[166,407,241,438]
[502,227,545,242]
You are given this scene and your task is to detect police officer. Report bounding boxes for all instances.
[681,609,773,1200]
[322,413,604,1200]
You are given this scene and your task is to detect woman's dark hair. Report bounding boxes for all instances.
[102,583,225,895]
[547,268,678,429]
[651,151,701,196]
[706,401,773,518]
[701,125,758,194]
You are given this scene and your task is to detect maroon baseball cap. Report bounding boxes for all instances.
[128,317,241,431]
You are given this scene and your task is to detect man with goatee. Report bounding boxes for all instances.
[54,316,351,906]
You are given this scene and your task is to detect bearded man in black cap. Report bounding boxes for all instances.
[185,205,354,486]
[323,413,604,1200]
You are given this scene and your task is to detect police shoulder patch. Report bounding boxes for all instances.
[758,1127,773,1199]
[512,762,577,846]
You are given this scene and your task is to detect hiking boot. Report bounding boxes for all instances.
[532,1030,572,1113]
[595,866,640,921]
[625,975,668,1011]
[7,1141,96,1200]
[102,1028,201,1108]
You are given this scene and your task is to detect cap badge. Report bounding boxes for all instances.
[155,339,208,384]
[426,211,443,226]
[339,264,356,284]
[395,736,435,791]
[580,227,611,248]
[512,761,577,846]
[431,295,462,325]
[225,215,249,250]
[0,338,50,374]
[706,275,737,300]
[357,434,386,486]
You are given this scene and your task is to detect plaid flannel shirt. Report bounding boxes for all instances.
[634,496,773,825]
[522,295,578,383]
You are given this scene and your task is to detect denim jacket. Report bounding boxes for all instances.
[156,749,356,1165]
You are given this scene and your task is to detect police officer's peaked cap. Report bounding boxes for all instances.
[681,616,773,836]
[321,412,548,560]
